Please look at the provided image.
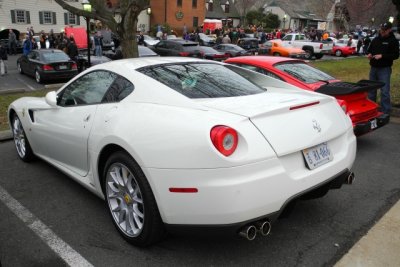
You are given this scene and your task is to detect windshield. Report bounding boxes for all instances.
[138,63,266,98]
[41,52,70,62]
[274,62,334,83]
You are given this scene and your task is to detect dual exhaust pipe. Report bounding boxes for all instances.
[239,220,271,241]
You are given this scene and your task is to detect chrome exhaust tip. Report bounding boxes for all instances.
[238,225,257,241]
[346,172,355,185]
[255,220,271,236]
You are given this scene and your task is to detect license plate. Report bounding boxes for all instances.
[370,118,377,129]
[302,142,333,170]
[59,65,67,70]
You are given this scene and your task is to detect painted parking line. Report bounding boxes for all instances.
[0,185,93,267]
[16,77,36,91]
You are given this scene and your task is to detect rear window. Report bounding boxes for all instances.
[274,62,334,83]
[41,52,70,62]
[138,63,266,98]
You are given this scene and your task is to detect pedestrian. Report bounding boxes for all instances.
[23,36,32,56]
[222,34,231,44]
[0,43,8,76]
[8,29,17,55]
[67,36,78,62]
[137,31,144,46]
[39,30,47,49]
[367,21,399,115]
[48,29,56,48]
[93,31,103,57]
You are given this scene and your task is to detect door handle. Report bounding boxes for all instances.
[83,114,91,122]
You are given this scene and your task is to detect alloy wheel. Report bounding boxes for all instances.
[12,116,26,158]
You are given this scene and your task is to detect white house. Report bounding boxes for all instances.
[0,0,150,40]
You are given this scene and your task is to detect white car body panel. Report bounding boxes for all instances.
[8,57,356,227]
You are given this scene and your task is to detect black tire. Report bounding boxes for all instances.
[35,70,42,83]
[11,113,35,162]
[304,49,313,60]
[17,62,24,74]
[314,54,323,59]
[103,151,165,247]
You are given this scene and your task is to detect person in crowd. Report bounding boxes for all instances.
[222,34,231,44]
[137,31,145,45]
[29,26,35,38]
[23,35,32,55]
[94,31,103,57]
[367,22,399,115]
[347,36,353,47]
[0,43,8,76]
[363,35,371,55]
[67,36,78,62]
[39,30,47,49]
[8,29,17,55]
[48,29,56,48]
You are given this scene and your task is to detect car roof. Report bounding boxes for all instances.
[225,56,305,67]
[164,39,198,44]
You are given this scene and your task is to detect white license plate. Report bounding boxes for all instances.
[370,118,377,129]
[59,65,67,70]
[302,142,333,170]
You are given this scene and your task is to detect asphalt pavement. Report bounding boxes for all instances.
[1,53,400,266]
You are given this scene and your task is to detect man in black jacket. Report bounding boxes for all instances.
[367,22,399,115]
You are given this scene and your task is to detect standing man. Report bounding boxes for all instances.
[93,31,103,57]
[8,29,17,55]
[367,22,399,115]
[0,43,8,76]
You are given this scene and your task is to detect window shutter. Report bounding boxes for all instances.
[64,13,68,25]
[53,12,57,24]
[11,10,16,23]
[26,11,31,24]
[39,12,43,24]
[76,15,80,25]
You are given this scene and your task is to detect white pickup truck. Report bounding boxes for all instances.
[281,33,333,59]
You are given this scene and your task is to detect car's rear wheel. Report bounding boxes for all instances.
[335,50,342,57]
[35,70,42,83]
[103,151,165,247]
[12,114,34,162]
[273,52,281,56]
[17,62,24,74]
[304,49,313,60]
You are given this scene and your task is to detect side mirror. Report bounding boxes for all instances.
[45,91,58,107]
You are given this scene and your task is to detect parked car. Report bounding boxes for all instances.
[225,56,389,136]
[259,40,306,58]
[236,37,259,54]
[331,45,356,57]
[105,45,159,60]
[17,49,78,83]
[197,33,216,46]
[194,46,229,61]
[8,57,356,246]
[213,43,252,57]
[151,39,200,57]
[143,35,160,47]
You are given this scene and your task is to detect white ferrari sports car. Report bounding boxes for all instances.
[8,57,356,246]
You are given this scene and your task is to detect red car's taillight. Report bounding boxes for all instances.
[71,63,78,70]
[210,125,238,157]
[179,52,190,56]
[42,64,54,71]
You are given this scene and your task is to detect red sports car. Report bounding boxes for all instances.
[225,56,389,136]
[331,45,356,57]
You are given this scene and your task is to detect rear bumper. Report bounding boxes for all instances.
[39,70,78,81]
[353,113,390,136]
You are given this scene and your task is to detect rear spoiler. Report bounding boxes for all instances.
[315,80,385,96]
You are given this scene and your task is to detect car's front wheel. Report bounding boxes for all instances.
[335,50,342,57]
[17,62,24,74]
[11,114,35,162]
[103,151,165,247]
[35,70,42,83]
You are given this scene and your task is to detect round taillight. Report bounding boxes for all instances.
[210,126,238,157]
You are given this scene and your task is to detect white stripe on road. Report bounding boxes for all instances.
[16,77,36,91]
[0,185,93,267]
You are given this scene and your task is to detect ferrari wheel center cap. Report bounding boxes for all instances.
[123,193,132,204]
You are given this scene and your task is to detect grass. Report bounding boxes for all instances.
[1,57,399,131]
[309,57,400,106]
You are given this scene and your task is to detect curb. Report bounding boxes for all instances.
[0,130,12,141]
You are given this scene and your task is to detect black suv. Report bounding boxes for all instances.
[152,39,200,57]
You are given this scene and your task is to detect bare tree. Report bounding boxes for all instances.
[234,0,259,26]
[345,0,395,28]
[54,0,150,58]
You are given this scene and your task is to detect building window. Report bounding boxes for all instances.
[68,12,76,24]
[207,1,214,12]
[193,17,199,28]
[64,12,80,25]
[192,0,197,8]
[40,11,53,24]
[225,1,230,13]
[177,0,182,7]
[16,10,27,23]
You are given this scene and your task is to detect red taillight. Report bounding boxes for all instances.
[210,125,238,157]
[42,64,54,71]
[169,188,198,193]
[179,52,190,57]
[320,44,323,49]
[71,63,77,70]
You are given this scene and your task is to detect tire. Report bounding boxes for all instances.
[314,54,323,59]
[35,70,42,83]
[335,50,342,57]
[304,49,313,60]
[11,114,35,162]
[17,62,24,74]
[103,151,165,247]
[273,52,281,56]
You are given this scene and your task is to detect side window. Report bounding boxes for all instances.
[157,41,167,49]
[58,70,117,106]
[102,75,134,102]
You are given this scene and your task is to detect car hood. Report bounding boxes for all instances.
[197,89,350,156]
